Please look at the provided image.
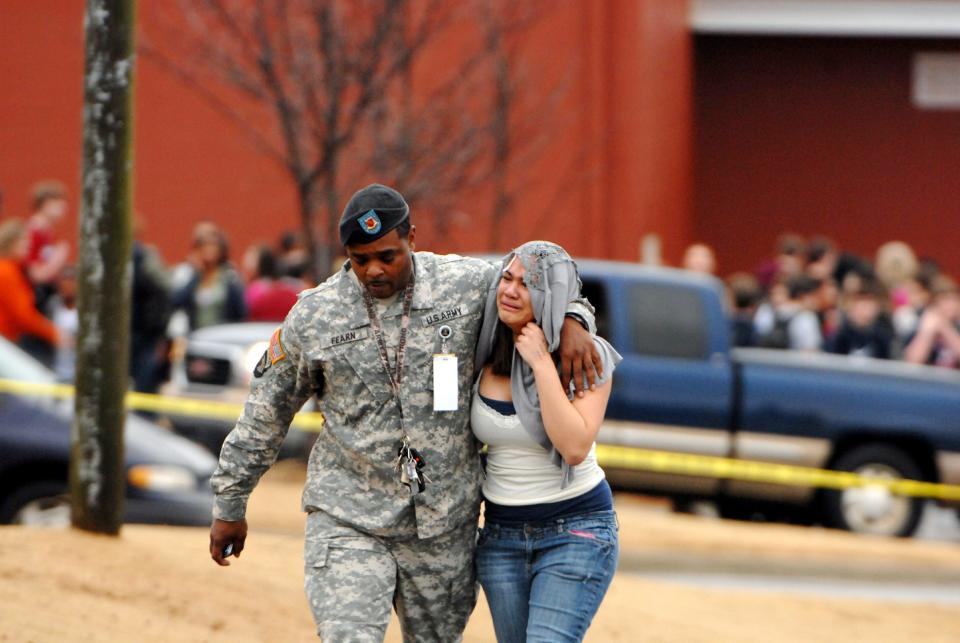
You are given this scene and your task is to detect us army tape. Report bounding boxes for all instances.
[0,378,325,431]
[4,377,960,501]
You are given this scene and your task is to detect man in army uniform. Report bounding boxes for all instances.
[209,183,600,642]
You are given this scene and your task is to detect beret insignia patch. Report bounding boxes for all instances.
[358,210,382,235]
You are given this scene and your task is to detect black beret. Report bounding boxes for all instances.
[339,183,410,247]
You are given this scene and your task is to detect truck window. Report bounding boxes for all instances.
[629,283,708,359]
[580,279,610,340]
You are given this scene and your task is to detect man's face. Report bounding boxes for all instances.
[345,227,416,299]
[847,294,879,328]
[41,197,68,220]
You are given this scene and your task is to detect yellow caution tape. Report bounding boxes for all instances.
[596,444,960,502]
[0,378,325,431]
[4,377,960,501]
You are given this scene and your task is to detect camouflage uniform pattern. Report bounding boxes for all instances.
[304,508,477,642]
[212,251,496,535]
[210,250,593,640]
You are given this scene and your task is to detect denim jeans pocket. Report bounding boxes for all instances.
[563,514,618,548]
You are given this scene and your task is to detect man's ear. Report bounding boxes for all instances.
[407,225,416,251]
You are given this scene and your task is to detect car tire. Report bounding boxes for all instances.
[821,444,925,538]
[0,481,71,527]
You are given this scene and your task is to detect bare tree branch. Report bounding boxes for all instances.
[143,0,568,269]
[138,43,286,166]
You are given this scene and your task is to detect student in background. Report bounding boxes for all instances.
[681,243,717,275]
[241,243,300,322]
[0,218,60,358]
[171,227,246,331]
[755,274,823,351]
[24,180,70,316]
[827,276,894,359]
[726,272,762,347]
[50,265,79,381]
[903,275,960,368]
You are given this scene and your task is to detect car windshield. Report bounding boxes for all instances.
[0,337,58,385]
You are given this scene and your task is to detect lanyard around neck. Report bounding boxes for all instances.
[360,274,416,433]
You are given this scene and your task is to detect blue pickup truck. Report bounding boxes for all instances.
[578,260,960,537]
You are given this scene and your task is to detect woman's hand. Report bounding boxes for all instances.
[515,322,553,369]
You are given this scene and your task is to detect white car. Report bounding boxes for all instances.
[163,322,319,459]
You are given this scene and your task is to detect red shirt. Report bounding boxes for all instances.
[245,279,300,322]
[26,225,55,265]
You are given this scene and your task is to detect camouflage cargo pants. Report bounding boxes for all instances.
[304,508,478,642]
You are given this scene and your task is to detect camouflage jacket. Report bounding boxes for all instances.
[211,251,593,538]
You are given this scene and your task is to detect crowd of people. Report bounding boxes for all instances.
[683,235,960,368]
[4,178,959,406]
[5,178,959,640]
[0,180,317,393]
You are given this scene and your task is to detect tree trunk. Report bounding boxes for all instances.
[71,0,136,535]
[489,25,511,250]
[320,165,341,279]
[296,180,322,283]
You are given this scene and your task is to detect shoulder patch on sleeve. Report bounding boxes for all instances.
[253,350,271,378]
[268,328,287,364]
[253,327,288,378]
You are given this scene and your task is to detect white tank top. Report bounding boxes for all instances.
[471,387,605,506]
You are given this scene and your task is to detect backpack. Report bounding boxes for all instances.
[757,313,794,350]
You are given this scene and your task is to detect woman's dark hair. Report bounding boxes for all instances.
[279,229,304,252]
[489,321,515,376]
[488,319,560,375]
[195,229,231,265]
[256,245,278,279]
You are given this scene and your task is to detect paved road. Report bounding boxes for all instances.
[624,501,960,604]
[634,570,960,604]
[916,503,960,542]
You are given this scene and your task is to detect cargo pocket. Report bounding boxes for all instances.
[305,541,330,569]
[303,540,331,618]
[304,537,395,630]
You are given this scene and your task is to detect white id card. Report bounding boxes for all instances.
[433,354,459,411]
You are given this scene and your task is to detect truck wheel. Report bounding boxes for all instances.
[716,498,763,522]
[0,482,70,527]
[822,444,924,537]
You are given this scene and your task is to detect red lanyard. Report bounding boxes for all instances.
[360,275,415,438]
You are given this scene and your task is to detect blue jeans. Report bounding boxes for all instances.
[476,510,619,643]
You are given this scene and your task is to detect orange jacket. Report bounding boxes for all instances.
[0,258,58,345]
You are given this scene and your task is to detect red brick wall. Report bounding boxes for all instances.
[0,1,692,271]
[695,35,960,278]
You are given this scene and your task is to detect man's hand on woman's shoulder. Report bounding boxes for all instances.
[558,317,603,397]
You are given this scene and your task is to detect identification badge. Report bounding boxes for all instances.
[432,354,458,411]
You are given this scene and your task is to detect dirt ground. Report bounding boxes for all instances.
[2,462,960,643]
